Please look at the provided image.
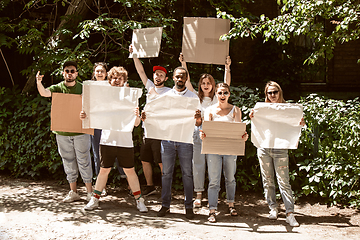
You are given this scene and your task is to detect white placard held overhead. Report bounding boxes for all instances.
[251,103,303,149]
[129,27,163,58]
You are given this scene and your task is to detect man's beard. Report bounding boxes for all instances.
[65,78,75,82]
[175,81,185,90]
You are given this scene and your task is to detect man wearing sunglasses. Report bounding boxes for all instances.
[36,61,93,204]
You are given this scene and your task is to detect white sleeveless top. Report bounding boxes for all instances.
[211,105,236,122]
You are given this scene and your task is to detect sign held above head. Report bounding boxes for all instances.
[182,17,230,65]
[129,27,163,58]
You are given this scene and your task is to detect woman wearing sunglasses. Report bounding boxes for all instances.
[249,81,304,227]
[200,83,248,223]
[179,54,231,208]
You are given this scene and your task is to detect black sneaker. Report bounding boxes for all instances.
[185,208,194,219]
[157,206,170,217]
[142,185,157,196]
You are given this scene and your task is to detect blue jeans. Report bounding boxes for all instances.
[91,129,102,176]
[161,140,194,209]
[257,148,295,213]
[192,126,206,192]
[207,154,237,210]
[56,134,92,183]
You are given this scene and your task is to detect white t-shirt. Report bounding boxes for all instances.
[145,79,171,95]
[100,130,133,148]
[165,87,198,98]
[200,96,217,117]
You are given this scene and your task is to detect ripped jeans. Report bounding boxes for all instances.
[257,148,294,213]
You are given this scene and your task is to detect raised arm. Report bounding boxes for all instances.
[129,45,149,86]
[179,53,195,93]
[234,106,242,123]
[36,71,51,97]
[224,56,231,86]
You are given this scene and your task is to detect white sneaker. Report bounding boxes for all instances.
[286,213,300,227]
[84,196,99,211]
[63,190,81,203]
[136,197,148,213]
[86,192,93,201]
[269,208,278,220]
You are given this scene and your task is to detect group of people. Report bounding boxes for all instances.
[35,47,303,227]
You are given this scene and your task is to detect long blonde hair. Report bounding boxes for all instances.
[264,81,285,103]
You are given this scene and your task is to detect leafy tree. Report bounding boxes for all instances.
[219,0,360,64]
[0,0,253,92]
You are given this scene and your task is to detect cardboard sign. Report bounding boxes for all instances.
[182,17,230,65]
[201,121,246,156]
[143,94,200,144]
[82,81,142,132]
[129,27,163,58]
[251,103,303,149]
[51,93,93,135]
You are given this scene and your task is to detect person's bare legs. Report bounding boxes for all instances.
[158,163,163,173]
[94,167,111,192]
[123,167,141,198]
[85,182,92,193]
[69,182,77,192]
[142,161,153,186]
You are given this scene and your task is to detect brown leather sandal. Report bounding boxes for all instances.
[229,207,238,216]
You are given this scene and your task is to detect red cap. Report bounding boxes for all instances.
[153,66,167,74]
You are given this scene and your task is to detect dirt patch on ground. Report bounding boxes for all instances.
[0,175,359,240]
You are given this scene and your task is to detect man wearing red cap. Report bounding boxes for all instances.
[130,45,171,196]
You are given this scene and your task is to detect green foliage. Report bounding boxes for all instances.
[290,94,360,207]
[230,85,263,192]
[219,1,360,64]
[0,87,63,179]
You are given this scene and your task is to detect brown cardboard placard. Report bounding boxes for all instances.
[182,17,230,65]
[51,93,94,135]
[201,121,246,156]
[129,27,163,58]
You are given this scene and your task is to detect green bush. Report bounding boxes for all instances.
[290,94,360,207]
[0,87,63,179]
[1,85,360,208]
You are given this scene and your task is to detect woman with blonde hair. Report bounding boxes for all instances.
[250,81,304,227]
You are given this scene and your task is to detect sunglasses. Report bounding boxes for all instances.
[267,90,279,95]
[65,69,76,74]
[217,91,229,96]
